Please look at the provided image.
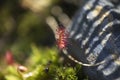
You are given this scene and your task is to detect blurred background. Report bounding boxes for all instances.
[0,0,89,80]
[0,0,84,64]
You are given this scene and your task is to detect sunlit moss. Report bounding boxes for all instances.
[2,45,88,80]
[23,65,78,80]
[25,44,59,68]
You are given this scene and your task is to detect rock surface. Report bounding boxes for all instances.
[66,0,120,80]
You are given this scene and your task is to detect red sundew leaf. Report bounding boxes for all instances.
[5,50,14,65]
[56,24,69,50]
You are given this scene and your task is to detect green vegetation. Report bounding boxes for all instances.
[1,45,88,80]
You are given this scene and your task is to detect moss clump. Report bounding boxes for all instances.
[2,44,88,80]
[23,65,78,80]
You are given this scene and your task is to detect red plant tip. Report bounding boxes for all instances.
[5,50,14,65]
[56,25,69,50]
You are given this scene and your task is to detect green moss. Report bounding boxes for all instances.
[23,65,78,80]
[55,67,78,80]
[26,44,59,68]
[2,44,88,80]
